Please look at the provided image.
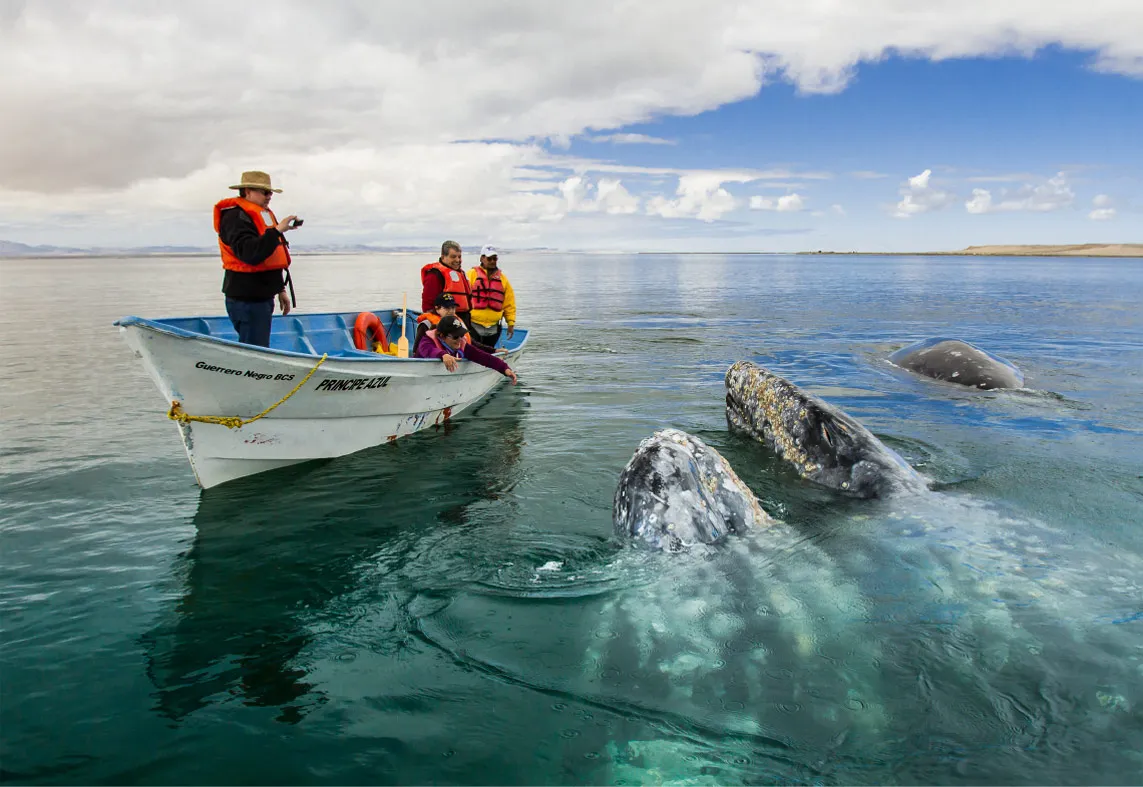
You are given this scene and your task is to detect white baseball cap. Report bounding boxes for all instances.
[480,245,499,257]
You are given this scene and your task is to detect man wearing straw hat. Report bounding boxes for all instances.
[213,170,301,347]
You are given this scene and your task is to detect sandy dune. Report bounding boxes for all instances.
[946,244,1143,257]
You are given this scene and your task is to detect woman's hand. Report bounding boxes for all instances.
[504,369,517,385]
[442,355,459,372]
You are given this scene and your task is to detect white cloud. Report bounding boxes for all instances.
[0,142,565,226]
[750,193,805,211]
[0,134,826,246]
[1032,174,1077,211]
[541,160,830,180]
[585,133,676,145]
[727,1,1143,93]
[965,188,994,214]
[559,175,640,214]
[778,193,805,212]
[966,173,1038,182]
[1,1,1141,242]
[559,176,590,212]
[964,172,1075,213]
[830,204,846,216]
[893,169,956,218]
[1089,193,1117,220]
[647,172,757,222]
[594,179,641,214]
[4,2,1143,192]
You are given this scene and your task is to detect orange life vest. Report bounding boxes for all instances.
[470,266,506,312]
[213,197,291,273]
[421,261,471,312]
[425,329,469,355]
[417,313,471,344]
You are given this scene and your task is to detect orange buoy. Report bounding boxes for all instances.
[352,312,389,353]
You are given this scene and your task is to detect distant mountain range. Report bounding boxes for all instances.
[0,240,559,257]
[0,240,213,257]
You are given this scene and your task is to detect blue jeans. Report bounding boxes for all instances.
[225,297,275,347]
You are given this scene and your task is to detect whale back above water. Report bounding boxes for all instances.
[725,360,924,499]
[889,338,1024,390]
[613,428,772,551]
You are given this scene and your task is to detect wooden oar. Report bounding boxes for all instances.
[396,293,410,358]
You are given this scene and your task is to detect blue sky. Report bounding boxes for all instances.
[595,48,1140,173]
[0,2,1140,252]
[545,49,1141,251]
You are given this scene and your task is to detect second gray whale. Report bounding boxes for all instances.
[889,338,1024,390]
[725,360,925,498]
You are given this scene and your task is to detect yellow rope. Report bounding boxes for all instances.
[167,353,328,429]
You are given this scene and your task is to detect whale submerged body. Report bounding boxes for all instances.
[606,429,891,768]
[599,410,1142,783]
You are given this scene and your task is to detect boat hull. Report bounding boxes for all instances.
[117,315,525,488]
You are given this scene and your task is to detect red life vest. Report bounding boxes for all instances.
[421,261,471,312]
[213,197,291,273]
[470,266,506,312]
[425,328,469,355]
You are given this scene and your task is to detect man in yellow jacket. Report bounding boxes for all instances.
[467,245,516,349]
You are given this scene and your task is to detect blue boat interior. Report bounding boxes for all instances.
[117,308,527,359]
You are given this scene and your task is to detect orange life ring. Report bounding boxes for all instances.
[353,312,389,352]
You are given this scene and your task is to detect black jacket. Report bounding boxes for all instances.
[218,207,288,302]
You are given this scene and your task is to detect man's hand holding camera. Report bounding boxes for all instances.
[273,216,301,315]
[275,215,303,233]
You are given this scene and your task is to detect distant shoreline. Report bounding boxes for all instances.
[1,243,1139,260]
[796,243,1143,258]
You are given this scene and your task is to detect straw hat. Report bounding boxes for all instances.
[228,171,282,193]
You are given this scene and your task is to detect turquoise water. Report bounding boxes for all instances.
[2,253,1142,785]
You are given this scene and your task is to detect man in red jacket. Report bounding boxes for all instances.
[420,240,473,329]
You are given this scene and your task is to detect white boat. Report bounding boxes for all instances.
[115,307,527,489]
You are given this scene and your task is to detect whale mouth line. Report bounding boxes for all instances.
[725,388,758,432]
[727,383,779,449]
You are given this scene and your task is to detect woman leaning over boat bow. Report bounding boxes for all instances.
[416,316,518,384]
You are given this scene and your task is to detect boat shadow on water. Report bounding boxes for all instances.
[139,388,529,725]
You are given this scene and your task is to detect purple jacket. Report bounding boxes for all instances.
[415,334,510,375]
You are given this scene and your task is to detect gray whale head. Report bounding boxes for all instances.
[725,360,924,499]
[613,429,773,551]
[889,338,1024,390]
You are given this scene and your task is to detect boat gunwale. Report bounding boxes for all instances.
[114,313,529,364]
